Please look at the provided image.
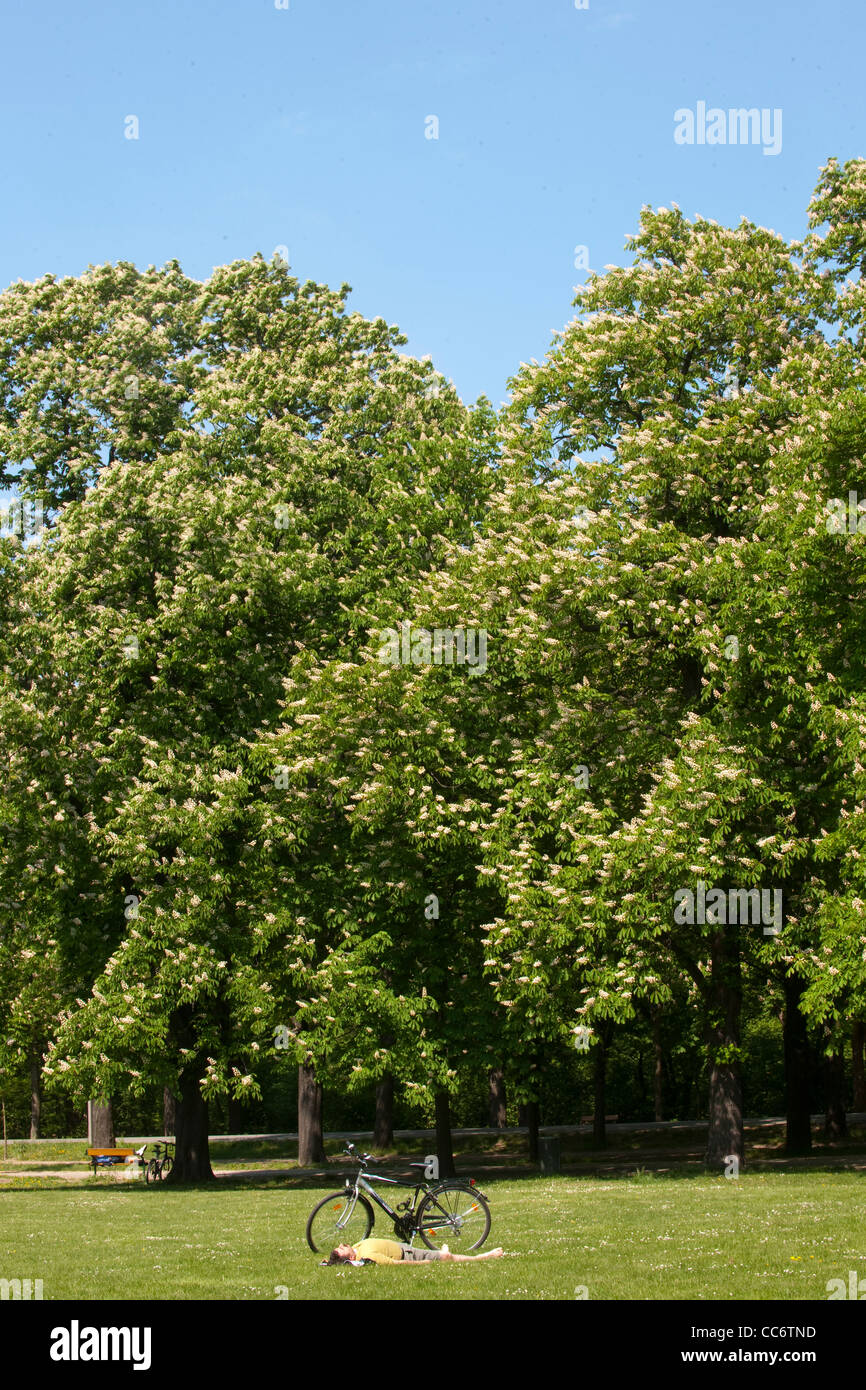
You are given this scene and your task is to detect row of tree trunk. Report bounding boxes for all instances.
[295,1017,866,1174]
[23,1020,866,1185]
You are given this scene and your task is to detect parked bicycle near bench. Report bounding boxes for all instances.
[145,1140,174,1184]
[305,1143,491,1253]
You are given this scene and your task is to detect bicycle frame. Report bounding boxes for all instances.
[340,1167,486,1241]
[344,1171,425,1227]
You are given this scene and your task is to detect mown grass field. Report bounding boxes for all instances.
[1,1168,863,1301]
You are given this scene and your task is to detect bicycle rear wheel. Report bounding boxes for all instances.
[145,1159,160,1185]
[306,1191,374,1254]
[160,1156,173,1180]
[416,1184,491,1251]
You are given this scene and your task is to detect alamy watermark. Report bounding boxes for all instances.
[673,881,782,935]
[50,1322,151,1369]
[1,497,44,541]
[825,491,866,535]
[0,1277,44,1300]
[826,1270,866,1299]
[674,103,782,156]
[374,621,487,675]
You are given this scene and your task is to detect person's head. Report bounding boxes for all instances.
[322,1243,356,1265]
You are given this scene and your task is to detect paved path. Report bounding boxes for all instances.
[4,1113,864,1184]
[12,1113,864,1147]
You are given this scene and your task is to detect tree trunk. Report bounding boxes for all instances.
[29,1053,42,1140]
[705,929,744,1170]
[89,1100,115,1148]
[163,1087,177,1138]
[64,1098,81,1138]
[593,1041,607,1148]
[783,976,812,1154]
[434,1091,456,1179]
[165,1071,214,1182]
[823,1051,848,1140]
[297,1064,326,1167]
[852,1021,866,1112]
[487,1068,507,1128]
[636,1048,647,1114]
[525,1099,539,1163]
[373,1074,394,1149]
[652,1013,664,1122]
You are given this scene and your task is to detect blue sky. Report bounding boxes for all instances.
[2,0,863,407]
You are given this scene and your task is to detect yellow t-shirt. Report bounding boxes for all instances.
[353,1238,405,1265]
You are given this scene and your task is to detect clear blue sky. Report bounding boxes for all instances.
[2,0,863,407]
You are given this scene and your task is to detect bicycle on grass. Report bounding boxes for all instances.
[306,1142,491,1253]
[145,1140,174,1184]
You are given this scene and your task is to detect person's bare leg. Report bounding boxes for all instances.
[445,1247,504,1262]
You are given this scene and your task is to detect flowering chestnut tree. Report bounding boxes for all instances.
[2,255,495,1178]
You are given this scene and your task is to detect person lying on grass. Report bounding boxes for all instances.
[322,1239,505,1266]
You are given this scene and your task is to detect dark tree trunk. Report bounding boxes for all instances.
[297,1064,326,1167]
[487,1068,507,1128]
[517,1103,528,1125]
[783,976,812,1154]
[434,1091,456,1179]
[652,1013,664,1121]
[90,1101,115,1148]
[661,1049,677,1116]
[165,1071,214,1182]
[163,1087,177,1138]
[675,1051,693,1120]
[823,1051,848,1139]
[525,1099,540,1163]
[29,1054,42,1140]
[373,1074,394,1149]
[852,1021,866,1112]
[636,1048,647,1113]
[593,1040,607,1148]
[705,929,744,1170]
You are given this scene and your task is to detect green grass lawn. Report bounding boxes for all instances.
[1,1170,863,1300]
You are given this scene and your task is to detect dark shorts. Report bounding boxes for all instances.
[399,1243,446,1261]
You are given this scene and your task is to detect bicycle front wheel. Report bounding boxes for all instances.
[145,1159,160,1185]
[416,1185,491,1251]
[159,1156,173,1180]
[306,1191,374,1254]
